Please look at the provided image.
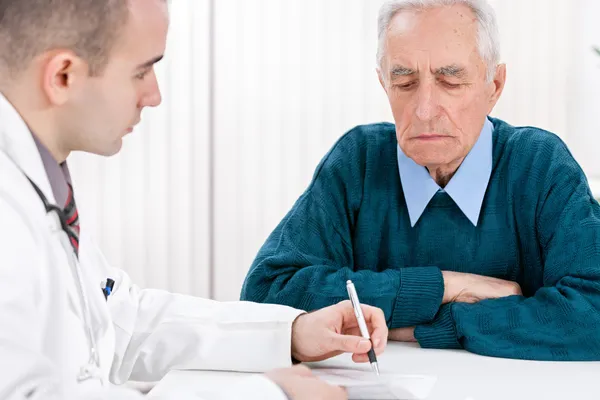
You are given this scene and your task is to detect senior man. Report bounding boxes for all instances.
[241,0,600,361]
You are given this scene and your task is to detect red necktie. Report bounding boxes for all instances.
[63,183,80,255]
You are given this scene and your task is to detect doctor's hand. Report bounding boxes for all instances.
[266,365,347,400]
[290,300,388,363]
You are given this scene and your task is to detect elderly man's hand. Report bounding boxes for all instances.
[442,271,522,304]
[388,327,417,342]
[388,272,522,343]
[291,300,388,363]
[266,365,347,400]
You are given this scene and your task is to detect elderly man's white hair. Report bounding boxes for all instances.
[377,0,500,82]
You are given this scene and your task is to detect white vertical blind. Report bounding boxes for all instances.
[490,0,572,137]
[566,0,600,179]
[68,1,597,301]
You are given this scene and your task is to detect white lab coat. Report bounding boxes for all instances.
[0,93,302,400]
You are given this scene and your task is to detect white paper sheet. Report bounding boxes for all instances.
[311,368,436,400]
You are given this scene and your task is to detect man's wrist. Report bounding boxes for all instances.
[290,313,304,362]
[441,271,457,304]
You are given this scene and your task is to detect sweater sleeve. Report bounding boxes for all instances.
[241,127,444,328]
[414,138,600,360]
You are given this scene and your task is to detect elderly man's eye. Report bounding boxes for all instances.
[395,82,417,90]
[441,81,462,89]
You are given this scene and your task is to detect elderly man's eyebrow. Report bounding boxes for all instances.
[434,64,468,78]
[390,65,416,78]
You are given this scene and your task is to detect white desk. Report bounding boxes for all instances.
[149,342,600,400]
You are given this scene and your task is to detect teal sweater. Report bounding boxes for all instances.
[241,118,600,361]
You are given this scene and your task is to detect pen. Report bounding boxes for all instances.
[346,279,380,376]
[102,278,115,300]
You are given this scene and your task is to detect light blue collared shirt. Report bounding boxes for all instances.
[397,118,493,227]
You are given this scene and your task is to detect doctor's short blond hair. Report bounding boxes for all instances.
[0,0,130,80]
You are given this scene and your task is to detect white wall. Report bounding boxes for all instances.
[490,0,571,137]
[567,0,600,180]
[70,0,600,300]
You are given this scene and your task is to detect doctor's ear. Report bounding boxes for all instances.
[41,51,90,106]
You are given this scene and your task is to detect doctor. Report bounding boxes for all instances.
[0,0,388,399]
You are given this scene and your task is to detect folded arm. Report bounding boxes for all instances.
[413,144,600,360]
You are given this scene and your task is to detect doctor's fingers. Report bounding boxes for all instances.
[295,377,347,400]
[341,326,387,356]
[361,305,388,333]
[336,301,387,331]
[327,331,373,356]
[284,365,314,377]
[336,302,388,348]
[359,304,388,351]
[266,365,314,380]
[268,372,348,400]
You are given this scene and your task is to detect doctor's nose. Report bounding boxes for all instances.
[139,71,163,108]
[144,83,162,108]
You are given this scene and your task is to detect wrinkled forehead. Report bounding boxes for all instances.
[383,5,482,70]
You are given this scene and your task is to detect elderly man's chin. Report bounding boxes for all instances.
[402,141,463,168]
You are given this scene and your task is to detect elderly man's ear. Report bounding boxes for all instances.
[487,64,507,112]
[377,68,386,92]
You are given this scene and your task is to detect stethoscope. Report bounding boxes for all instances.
[27,177,105,384]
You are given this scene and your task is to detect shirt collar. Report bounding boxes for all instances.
[31,133,72,207]
[397,117,493,227]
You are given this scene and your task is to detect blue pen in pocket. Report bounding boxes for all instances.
[102,278,115,300]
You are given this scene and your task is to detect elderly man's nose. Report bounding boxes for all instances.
[415,84,436,121]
